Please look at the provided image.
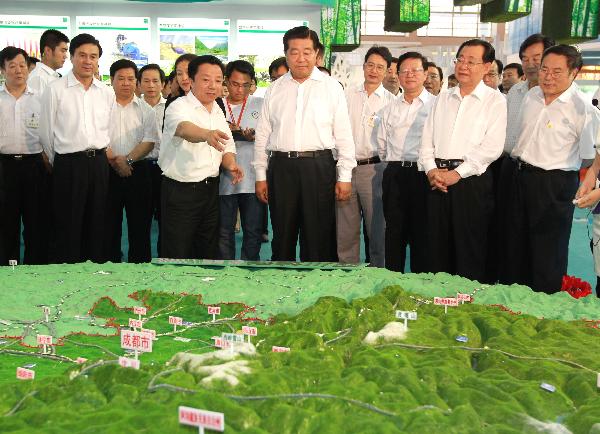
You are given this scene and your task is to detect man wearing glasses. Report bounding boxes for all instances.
[336,46,396,267]
[424,62,443,96]
[218,60,263,260]
[483,59,503,91]
[502,45,600,294]
[418,39,507,282]
[376,51,434,273]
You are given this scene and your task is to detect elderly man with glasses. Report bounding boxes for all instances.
[418,38,507,281]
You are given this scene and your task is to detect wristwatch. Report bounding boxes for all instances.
[126,156,134,166]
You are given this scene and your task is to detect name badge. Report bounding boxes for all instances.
[366,114,379,128]
[25,115,39,129]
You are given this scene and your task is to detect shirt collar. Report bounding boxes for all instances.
[0,85,35,96]
[284,66,325,84]
[186,90,215,113]
[399,87,432,105]
[36,62,59,77]
[359,82,385,98]
[67,70,103,89]
[556,82,578,103]
[452,79,488,100]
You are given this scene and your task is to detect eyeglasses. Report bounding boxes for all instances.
[539,67,567,78]
[484,72,499,78]
[228,81,251,89]
[365,62,386,73]
[453,57,484,69]
[399,68,424,76]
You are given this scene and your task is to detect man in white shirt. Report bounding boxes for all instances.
[495,33,556,283]
[376,51,434,273]
[105,59,158,263]
[39,33,115,264]
[0,47,47,265]
[418,39,507,282]
[218,60,264,261]
[383,57,401,96]
[424,62,442,96]
[138,63,167,254]
[483,59,503,91]
[337,46,395,267]
[253,26,356,262]
[27,29,69,94]
[161,55,243,259]
[501,45,600,294]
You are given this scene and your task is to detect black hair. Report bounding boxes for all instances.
[174,53,197,70]
[504,62,524,77]
[494,59,504,75]
[519,33,555,60]
[283,26,319,53]
[166,69,176,84]
[225,59,256,82]
[138,63,166,83]
[448,74,457,80]
[364,45,392,68]
[40,29,69,54]
[542,44,583,72]
[28,57,40,67]
[456,38,495,64]
[188,55,225,80]
[69,33,102,57]
[0,46,29,69]
[317,66,331,75]
[109,58,138,79]
[268,57,288,77]
[425,61,443,82]
[316,41,325,58]
[397,51,427,72]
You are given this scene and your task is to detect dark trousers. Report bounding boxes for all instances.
[0,160,5,265]
[218,193,263,260]
[382,163,428,273]
[52,150,109,264]
[105,162,153,263]
[268,154,337,261]
[499,158,578,293]
[160,175,219,259]
[147,159,162,254]
[426,166,494,282]
[0,154,49,265]
[484,155,507,283]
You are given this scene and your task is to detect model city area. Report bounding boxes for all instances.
[1,261,600,433]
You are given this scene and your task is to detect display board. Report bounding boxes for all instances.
[0,15,70,60]
[76,16,150,76]
[158,18,229,74]
[236,19,307,87]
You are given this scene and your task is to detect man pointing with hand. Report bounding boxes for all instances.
[253,26,356,261]
[160,55,242,259]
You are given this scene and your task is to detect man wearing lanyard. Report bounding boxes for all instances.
[253,26,356,262]
[0,47,47,265]
[39,33,115,264]
[418,39,506,281]
[27,29,69,94]
[377,51,434,273]
[105,59,158,263]
[336,46,395,267]
[138,63,167,254]
[504,45,600,293]
[160,55,243,259]
[219,60,264,260]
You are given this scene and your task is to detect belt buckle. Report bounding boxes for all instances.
[438,161,448,169]
[287,151,299,158]
[402,161,411,168]
[85,149,96,157]
[14,155,23,160]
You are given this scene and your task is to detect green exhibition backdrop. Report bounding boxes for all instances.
[542,0,599,43]
[384,0,431,32]
[320,0,361,65]
[480,0,532,22]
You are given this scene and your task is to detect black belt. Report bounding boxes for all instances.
[163,175,218,185]
[514,158,545,172]
[0,152,42,160]
[435,158,463,169]
[58,148,106,158]
[388,160,417,168]
[356,156,381,166]
[146,158,159,165]
[269,149,332,159]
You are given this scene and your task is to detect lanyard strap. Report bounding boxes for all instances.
[225,97,248,126]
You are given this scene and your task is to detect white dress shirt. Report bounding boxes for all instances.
[511,83,600,171]
[143,96,166,160]
[0,86,42,154]
[504,79,530,154]
[419,80,507,178]
[27,62,60,95]
[376,87,434,164]
[160,91,236,183]
[220,95,263,195]
[253,67,356,182]
[345,83,396,160]
[39,71,115,163]
[109,96,159,157]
